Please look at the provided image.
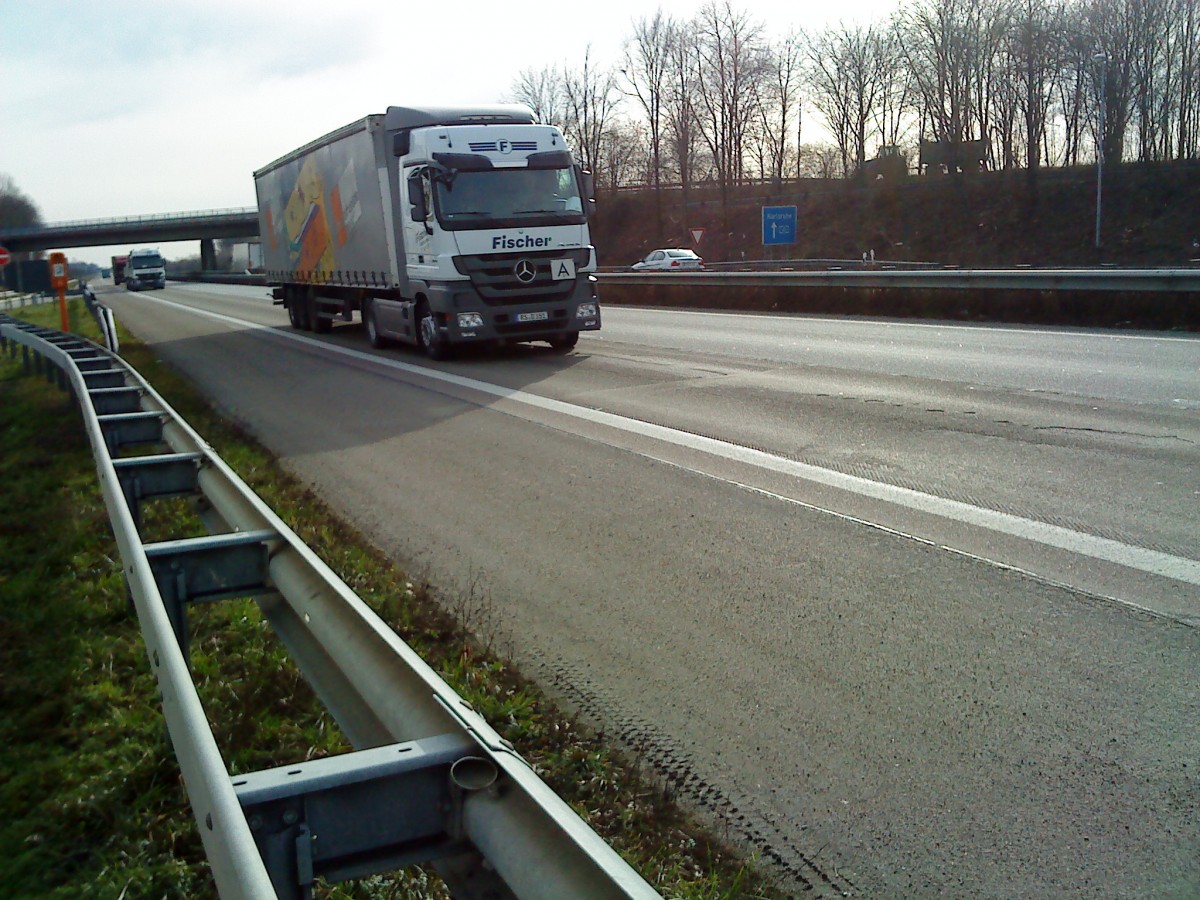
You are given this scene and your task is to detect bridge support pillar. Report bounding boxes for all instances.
[200,238,217,271]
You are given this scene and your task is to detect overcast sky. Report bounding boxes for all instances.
[1,0,894,266]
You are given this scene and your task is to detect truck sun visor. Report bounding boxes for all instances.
[525,150,573,169]
[432,152,494,171]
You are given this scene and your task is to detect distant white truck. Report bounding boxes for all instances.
[124,247,166,290]
[253,105,600,358]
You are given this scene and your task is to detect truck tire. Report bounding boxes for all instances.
[549,333,580,352]
[288,287,311,330]
[417,302,452,361]
[286,293,302,329]
[363,299,390,348]
[310,294,332,334]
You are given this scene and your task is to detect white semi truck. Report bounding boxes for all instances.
[253,105,600,359]
[124,247,166,290]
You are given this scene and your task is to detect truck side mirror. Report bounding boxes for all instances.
[393,131,410,156]
[407,170,427,221]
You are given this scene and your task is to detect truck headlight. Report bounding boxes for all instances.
[576,302,597,318]
[457,312,484,328]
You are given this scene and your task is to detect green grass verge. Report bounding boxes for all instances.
[0,300,780,898]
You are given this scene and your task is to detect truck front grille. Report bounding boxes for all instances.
[455,249,589,307]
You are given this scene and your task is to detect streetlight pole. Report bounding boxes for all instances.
[1094,53,1106,250]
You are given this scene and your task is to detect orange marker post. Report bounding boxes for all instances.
[49,252,69,331]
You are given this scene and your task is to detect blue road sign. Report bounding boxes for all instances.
[762,205,797,245]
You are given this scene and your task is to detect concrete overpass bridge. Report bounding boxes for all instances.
[0,207,260,269]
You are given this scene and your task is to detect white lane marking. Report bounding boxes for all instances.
[138,294,1200,587]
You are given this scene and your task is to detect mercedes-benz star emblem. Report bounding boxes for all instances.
[514,259,537,283]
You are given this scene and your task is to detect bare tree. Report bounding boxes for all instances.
[508,66,567,127]
[1052,8,1094,166]
[902,0,978,144]
[806,23,886,176]
[623,10,676,233]
[800,143,846,179]
[691,1,770,222]
[1009,0,1061,177]
[600,120,650,190]
[875,19,919,153]
[758,30,804,184]
[661,18,703,217]
[1175,0,1200,157]
[1085,0,1141,168]
[562,47,622,189]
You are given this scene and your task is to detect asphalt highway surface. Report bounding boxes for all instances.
[100,282,1198,897]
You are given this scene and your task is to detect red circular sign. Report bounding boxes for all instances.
[0,246,10,266]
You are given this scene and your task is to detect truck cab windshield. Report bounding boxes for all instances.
[132,255,164,268]
[434,167,585,230]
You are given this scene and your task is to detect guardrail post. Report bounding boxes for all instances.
[112,453,203,535]
[142,530,278,662]
[88,386,144,415]
[98,411,166,455]
[232,733,482,900]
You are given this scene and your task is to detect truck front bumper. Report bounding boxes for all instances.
[430,276,600,343]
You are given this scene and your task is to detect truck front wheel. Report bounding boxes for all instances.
[363,299,390,348]
[548,332,580,353]
[417,303,451,361]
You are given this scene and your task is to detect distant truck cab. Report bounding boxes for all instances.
[125,248,166,290]
[254,105,600,359]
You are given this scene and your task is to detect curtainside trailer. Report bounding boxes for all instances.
[253,105,600,359]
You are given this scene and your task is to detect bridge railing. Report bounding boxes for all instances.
[0,207,259,239]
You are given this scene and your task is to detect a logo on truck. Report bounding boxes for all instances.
[492,235,551,250]
[514,259,537,283]
[498,139,512,155]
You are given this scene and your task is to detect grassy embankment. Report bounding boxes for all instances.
[0,298,775,898]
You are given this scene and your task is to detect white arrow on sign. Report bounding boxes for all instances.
[690,228,705,244]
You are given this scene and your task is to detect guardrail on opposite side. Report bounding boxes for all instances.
[0,314,662,900]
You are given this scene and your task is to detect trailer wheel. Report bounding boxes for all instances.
[309,293,331,334]
[286,292,302,329]
[417,303,451,361]
[363,299,389,348]
[548,333,580,353]
[290,288,311,330]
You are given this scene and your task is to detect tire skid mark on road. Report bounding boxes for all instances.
[528,654,856,897]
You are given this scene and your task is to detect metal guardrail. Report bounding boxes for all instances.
[0,291,49,312]
[187,265,1200,294]
[598,266,1200,292]
[0,313,661,900]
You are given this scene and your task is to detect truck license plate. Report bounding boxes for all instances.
[516,311,549,322]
